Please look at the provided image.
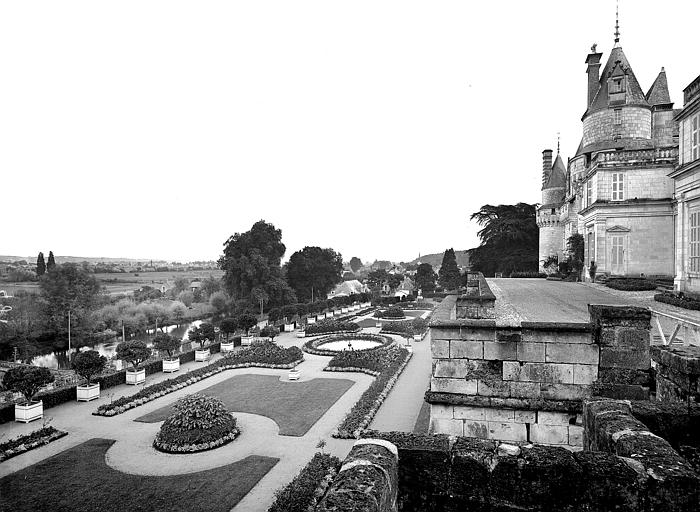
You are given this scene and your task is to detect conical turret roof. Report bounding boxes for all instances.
[646,68,672,107]
[544,153,567,190]
[585,46,649,116]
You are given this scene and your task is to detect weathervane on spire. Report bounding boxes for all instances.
[614,0,620,45]
[557,132,560,154]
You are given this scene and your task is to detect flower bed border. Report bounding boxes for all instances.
[0,426,68,462]
[93,357,303,417]
[304,328,361,338]
[153,427,240,454]
[303,333,393,356]
[328,348,412,439]
[267,452,341,512]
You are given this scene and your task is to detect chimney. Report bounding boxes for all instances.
[585,46,603,109]
[542,149,553,188]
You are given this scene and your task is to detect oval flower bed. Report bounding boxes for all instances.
[303,333,393,356]
[373,306,406,320]
[154,394,239,454]
[94,344,303,417]
[0,426,68,462]
[325,346,411,438]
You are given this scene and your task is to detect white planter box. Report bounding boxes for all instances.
[296,331,306,338]
[352,304,359,311]
[288,369,300,381]
[376,321,383,328]
[241,336,253,346]
[195,348,211,362]
[414,334,422,341]
[317,313,326,320]
[284,323,295,332]
[15,400,43,423]
[126,368,146,385]
[341,308,349,314]
[76,383,100,402]
[406,345,414,353]
[307,318,316,325]
[163,358,180,372]
[333,310,341,316]
[220,342,235,353]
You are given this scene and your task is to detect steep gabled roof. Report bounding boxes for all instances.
[586,46,649,116]
[544,154,567,189]
[646,68,672,107]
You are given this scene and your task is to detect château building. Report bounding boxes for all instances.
[537,23,679,278]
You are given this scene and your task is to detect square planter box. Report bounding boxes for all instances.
[77,383,100,402]
[317,314,326,320]
[406,345,414,353]
[284,323,295,332]
[163,358,180,372]
[307,318,316,325]
[341,308,349,314]
[195,349,211,362]
[15,400,43,423]
[296,331,306,338]
[333,310,341,316]
[288,369,301,381]
[413,334,422,341]
[126,368,146,385]
[220,342,235,353]
[241,336,253,346]
[376,321,383,328]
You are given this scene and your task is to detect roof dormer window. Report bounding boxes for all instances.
[611,79,625,93]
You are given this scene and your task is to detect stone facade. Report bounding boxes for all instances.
[427,298,652,448]
[671,73,700,292]
[538,35,679,278]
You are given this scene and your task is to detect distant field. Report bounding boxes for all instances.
[0,270,224,296]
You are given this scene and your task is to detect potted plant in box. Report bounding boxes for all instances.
[116,340,151,385]
[237,314,258,346]
[72,350,107,401]
[219,317,238,353]
[153,333,182,373]
[188,322,216,361]
[2,366,54,423]
[260,325,279,342]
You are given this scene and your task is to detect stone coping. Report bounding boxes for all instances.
[424,391,583,413]
[429,318,591,331]
[650,344,700,374]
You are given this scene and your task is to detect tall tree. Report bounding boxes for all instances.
[468,203,538,276]
[349,257,363,273]
[36,252,46,276]
[46,251,56,271]
[218,220,295,307]
[285,246,343,302]
[415,263,437,293]
[438,249,461,290]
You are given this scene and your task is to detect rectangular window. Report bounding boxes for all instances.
[612,173,624,201]
[586,179,593,207]
[614,109,622,125]
[691,211,700,273]
[692,114,699,161]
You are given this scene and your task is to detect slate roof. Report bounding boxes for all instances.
[586,46,649,116]
[544,154,567,189]
[646,68,672,107]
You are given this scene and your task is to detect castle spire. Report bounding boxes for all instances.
[614,0,620,46]
[557,132,560,154]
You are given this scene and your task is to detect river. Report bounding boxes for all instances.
[31,319,206,370]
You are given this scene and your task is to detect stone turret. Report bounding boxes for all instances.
[537,149,566,270]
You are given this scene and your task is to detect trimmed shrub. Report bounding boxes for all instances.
[154,394,238,453]
[381,317,428,336]
[373,306,405,319]
[2,366,55,403]
[71,350,107,385]
[655,292,700,311]
[509,271,547,278]
[116,340,151,370]
[268,452,341,512]
[606,279,656,291]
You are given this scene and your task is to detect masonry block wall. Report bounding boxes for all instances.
[651,344,700,404]
[427,299,652,447]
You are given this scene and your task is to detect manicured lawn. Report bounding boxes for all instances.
[0,438,278,512]
[136,374,354,436]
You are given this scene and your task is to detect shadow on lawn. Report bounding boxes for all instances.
[0,438,278,512]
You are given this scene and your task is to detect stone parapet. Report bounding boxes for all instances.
[583,399,700,511]
[651,344,700,404]
[316,439,398,512]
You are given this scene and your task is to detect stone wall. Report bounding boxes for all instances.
[427,302,653,447]
[582,106,652,146]
[455,272,495,319]
[651,344,700,405]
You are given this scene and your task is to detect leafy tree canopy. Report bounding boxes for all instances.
[285,246,343,302]
[116,340,151,370]
[71,350,107,385]
[349,257,363,273]
[47,251,56,271]
[415,263,437,293]
[188,322,216,348]
[2,366,54,403]
[36,252,46,276]
[468,203,539,277]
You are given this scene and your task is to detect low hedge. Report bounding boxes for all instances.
[0,342,223,425]
[305,319,360,336]
[606,279,657,291]
[268,452,341,512]
[380,318,428,336]
[396,301,434,310]
[0,426,68,462]
[509,271,547,278]
[373,306,405,319]
[303,333,393,356]
[327,346,411,438]
[655,292,700,311]
[94,343,303,416]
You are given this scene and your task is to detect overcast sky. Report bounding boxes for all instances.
[1,1,698,264]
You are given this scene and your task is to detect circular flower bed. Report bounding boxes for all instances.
[153,394,239,453]
[303,333,393,356]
